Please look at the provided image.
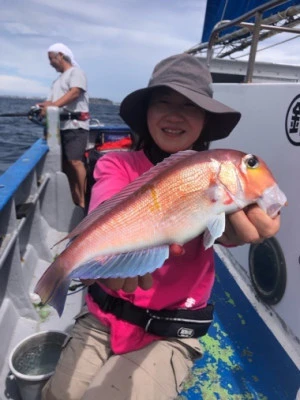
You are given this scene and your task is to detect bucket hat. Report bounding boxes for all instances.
[120,53,241,141]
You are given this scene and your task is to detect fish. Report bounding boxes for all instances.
[34,149,287,315]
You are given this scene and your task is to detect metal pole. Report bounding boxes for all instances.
[186,0,289,55]
[245,11,263,83]
[239,21,300,34]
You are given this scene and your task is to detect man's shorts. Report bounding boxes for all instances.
[60,129,88,161]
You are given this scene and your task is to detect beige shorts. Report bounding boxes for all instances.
[42,307,203,400]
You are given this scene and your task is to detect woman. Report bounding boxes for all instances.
[42,53,280,400]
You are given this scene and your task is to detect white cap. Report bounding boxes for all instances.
[48,42,79,67]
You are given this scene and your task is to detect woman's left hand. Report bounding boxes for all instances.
[217,204,281,247]
[82,273,153,293]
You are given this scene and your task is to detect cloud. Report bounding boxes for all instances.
[0,0,207,101]
[0,0,299,102]
[3,22,39,36]
[0,75,49,97]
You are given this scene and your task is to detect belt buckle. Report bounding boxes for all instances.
[144,309,155,332]
[101,294,117,313]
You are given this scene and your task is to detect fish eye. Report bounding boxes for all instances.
[245,154,259,169]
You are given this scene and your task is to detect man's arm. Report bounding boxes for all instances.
[52,87,83,108]
[38,87,83,116]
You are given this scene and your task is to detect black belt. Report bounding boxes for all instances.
[60,111,90,121]
[88,284,214,338]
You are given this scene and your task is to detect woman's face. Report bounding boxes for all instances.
[147,88,206,153]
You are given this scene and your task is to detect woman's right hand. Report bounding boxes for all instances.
[101,274,154,292]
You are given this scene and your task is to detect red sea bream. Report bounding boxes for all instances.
[35,149,287,315]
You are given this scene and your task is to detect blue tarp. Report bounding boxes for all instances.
[201,0,300,43]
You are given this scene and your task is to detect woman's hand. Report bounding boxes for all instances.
[82,273,153,293]
[217,204,281,247]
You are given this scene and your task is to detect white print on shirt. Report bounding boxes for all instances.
[185,297,196,308]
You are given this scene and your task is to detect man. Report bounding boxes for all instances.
[39,43,89,209]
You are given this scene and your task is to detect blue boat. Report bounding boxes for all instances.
[0,1,299,398]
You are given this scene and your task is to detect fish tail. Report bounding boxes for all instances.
[34,257,71,316]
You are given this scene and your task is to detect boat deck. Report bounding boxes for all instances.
[179,254,299,400]
[0,130,299,399]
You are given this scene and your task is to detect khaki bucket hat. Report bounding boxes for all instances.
[120,53,241,141]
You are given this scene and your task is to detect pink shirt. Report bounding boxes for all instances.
[86,150,215,354]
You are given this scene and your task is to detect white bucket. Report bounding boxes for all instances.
[8,330,68,400]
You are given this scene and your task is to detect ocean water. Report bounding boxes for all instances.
[0,96,123,175]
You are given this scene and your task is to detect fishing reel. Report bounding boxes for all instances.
[27,105,45,126]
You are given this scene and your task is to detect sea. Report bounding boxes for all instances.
[0,96,123,175]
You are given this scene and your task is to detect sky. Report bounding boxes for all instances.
[1,0,300,103]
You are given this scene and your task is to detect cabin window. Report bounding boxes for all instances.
[249,237,286,305]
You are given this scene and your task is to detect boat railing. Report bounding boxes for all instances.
[88,122,131,149]
[186,0,300,82]
[0,118,132,325]
[89,118,105,128]
[0,121,131,391]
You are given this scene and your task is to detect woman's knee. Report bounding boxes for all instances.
[83,339,197,400]
[42,313,111,400]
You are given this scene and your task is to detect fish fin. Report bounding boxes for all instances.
[60,150,199,243]
[227,192,248,209]
[53,205,109,245]
[203,213,226,249]
[52,236,73,248]
[48,279,71,317]
[69,246,170,280]
[206,184,227,203]
[34,257,71,316]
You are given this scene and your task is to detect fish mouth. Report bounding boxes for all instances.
[257,184,287,218]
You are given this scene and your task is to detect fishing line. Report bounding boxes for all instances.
[231,33,300,59]
[67,281,86,296]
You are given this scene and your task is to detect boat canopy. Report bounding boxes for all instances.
[201,0,300,42]
[186,0,300,83]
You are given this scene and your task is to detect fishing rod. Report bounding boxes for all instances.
[0,112,30,117]
[0,106,45,126]
[0,106,42,116]
[0,106,90,126]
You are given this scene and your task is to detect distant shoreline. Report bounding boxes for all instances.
[0,95,117,106]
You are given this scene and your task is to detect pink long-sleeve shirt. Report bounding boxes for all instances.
[86,149,215,354]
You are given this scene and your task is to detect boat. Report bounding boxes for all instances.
[1,0,300,399]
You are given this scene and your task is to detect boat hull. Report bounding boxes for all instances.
[181,253,300,399]
[211,82,300,364]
